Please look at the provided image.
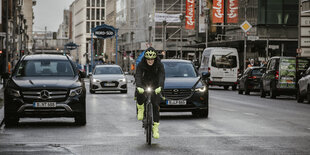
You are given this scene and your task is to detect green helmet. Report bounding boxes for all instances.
[145,48,157,59]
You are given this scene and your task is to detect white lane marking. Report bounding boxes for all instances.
[244,112,257,116]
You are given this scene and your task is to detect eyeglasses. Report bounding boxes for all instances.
[146,58,154,60]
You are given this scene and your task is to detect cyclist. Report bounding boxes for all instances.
[135,47,165,139]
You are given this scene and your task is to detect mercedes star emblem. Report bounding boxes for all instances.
[40,90,50,99]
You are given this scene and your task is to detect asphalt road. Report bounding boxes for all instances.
[0,76,310,154]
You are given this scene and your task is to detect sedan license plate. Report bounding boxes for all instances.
[105,83,115,86]
[33,102,56,108]
[167,100,186,105]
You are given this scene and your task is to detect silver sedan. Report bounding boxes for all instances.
[89,65,128,94]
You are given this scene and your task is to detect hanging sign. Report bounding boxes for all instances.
[185,0,195,30]
[227,0,238,23]
[92,24,116,39]
[212,0,224,23]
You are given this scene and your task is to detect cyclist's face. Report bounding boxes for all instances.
[146,59,154,66]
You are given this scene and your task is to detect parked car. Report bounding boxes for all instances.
[296,57,310,103]
[260,56,296,98]
[161,59,210,118]
[238,67,263,95]
[3,54,87,126]
[199,47,239,90]
[296,66,310,103]
[89,64,127,94]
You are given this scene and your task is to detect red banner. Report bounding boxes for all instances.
[227,0,238,23]
[212,0,224,23]
[185,0,195,30]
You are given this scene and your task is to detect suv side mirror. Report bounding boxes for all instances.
[79,71,86,78]
[260,68,266,73]
[2,72,10,79]
[201,72,210,80]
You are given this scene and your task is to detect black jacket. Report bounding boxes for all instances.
[135,56,165,89]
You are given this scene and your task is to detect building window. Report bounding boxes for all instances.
[258,0,298,25]
[92,0,95,7]
[101,0,105,7]
[91,22,95,29]
[91,9,95,20]
[97,0,100,7]
[96,22,100,26]
[87,9,90,20]
[87,22,90,33]
[96,9,100,20]
[101,9,105,20]
[87,0,90,7]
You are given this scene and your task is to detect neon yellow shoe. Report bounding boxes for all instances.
[152,122,160,139]
[137,104,144,121]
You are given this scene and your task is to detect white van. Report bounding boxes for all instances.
[199,47,239,90]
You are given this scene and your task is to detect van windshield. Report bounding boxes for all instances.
[211,55,237,68]
[163,62,197,77]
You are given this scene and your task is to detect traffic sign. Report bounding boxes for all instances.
[240,20,252,33]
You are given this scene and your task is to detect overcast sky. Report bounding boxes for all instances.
[33,0,74,32]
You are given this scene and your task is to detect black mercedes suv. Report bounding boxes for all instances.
[160,59,210,118]
[3,54,86,126]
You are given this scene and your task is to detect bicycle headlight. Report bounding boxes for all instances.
[146,87,152,92]
[9,89,21,97]
[69,87,83,96]
[92,78,100,83]
[195,86,206,92]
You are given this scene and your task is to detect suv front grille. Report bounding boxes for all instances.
[163,89,192,100]
[22,89,68,102]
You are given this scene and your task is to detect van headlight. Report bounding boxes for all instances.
[9,89,21,97]
[69,87,83,96]
[195,86,206,92]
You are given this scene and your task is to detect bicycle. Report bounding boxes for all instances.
[142,86,155,145]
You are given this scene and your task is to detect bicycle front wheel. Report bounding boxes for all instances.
[146,103,153,145]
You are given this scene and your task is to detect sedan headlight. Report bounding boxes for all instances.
[9,89,21,97]
[118,78,126,82]
[92,78,100,83]
[195,86,206,92]
[69,87,83,96]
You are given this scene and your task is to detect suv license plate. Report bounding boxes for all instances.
[167,100,186,105]
[33,102,56,108]
[105,83,115,86]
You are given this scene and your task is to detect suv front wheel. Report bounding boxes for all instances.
[75,101,86,125]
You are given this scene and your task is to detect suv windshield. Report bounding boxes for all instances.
[15,60,75,77]
[94,67,123,75]
[211,55,237,68]
[163,62,197,77]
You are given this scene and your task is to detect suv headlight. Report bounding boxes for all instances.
[92,78,100,83]
[195,86,206,92]
[9,89,21,97]
[69,87,83,96]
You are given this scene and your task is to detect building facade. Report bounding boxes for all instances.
[69,0,106,67]
[105,0,117,63]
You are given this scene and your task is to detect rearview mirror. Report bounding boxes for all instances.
[201,72,210,80]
